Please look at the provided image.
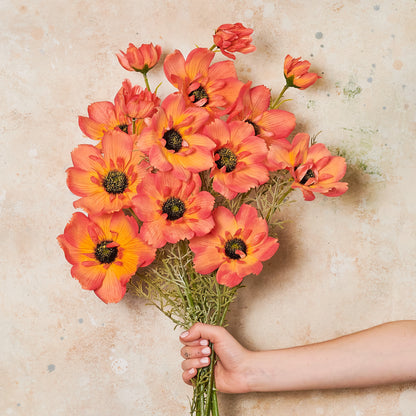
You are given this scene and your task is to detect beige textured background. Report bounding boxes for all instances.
[1,0,415,414]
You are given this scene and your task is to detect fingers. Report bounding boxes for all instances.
[182,367,196,385]
[181,355,211,385]
[181,355,210,371]
[180,339,209,348]
[180,325,217,385]
[180,323,225,346]
[181,344,211,359]
[179,324,228,386]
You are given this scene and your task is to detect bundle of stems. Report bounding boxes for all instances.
[129,171,293,415]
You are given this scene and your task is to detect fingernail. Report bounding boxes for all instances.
[201,347,211,355]
[200,357,209,364]
[188,368,195,375]
[199,339,209,346]
[180,331,189,338]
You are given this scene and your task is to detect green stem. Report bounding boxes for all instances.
[126,207,141,226]
[142,72,151,91]
[203,345,216,416]
[270,84,290,109]
[177,242,196,321]
[211,382,219,416]
[203,284,236,416]
[209,44,218,51]
[276,185,294,206]
[198,382,204,416]
[265,180,294,222]
[161,256,195,326]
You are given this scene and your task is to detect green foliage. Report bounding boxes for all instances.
[129,241,238,329]
[128,169,294,415]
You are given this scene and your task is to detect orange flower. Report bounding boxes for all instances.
[138,93,215,180]
[268,133,348,200]
[78,99,129,145]
[163,47,243,118]
[57,211,156,303]
[115,79,160,134]
[213,23,256,60]
[203,118,269,200]
[67,130,148,214]
[79,81,160,144]
[132,171,215,248]
[267,132,310,171]
[284,55,320,90]
[189,204,279,287]
[227,81,296,148]
[116,42,162,73]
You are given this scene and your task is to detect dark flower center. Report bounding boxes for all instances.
[95,240,118,264]
[299,169,315,185]
[118,124,129,133]
[215,148,238,172]
[103,170,128,194]
[163,129,183,152]
[246,120,260,135]
[162,197,186,221]
[189,86,209,106]
[224,238,247,259]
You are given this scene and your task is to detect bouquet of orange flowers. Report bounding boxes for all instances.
[58,23,348,415]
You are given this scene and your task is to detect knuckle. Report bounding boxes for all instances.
[193,322,204,331]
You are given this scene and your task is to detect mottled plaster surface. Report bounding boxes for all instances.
[1,0,415,415]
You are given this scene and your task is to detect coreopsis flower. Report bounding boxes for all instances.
[213,23,256,60]
[57,211,156,304]
[227,81,296,148]
[189,204,279,287]
[284,55,320,90]
[267,132,311,171]
[203,118,269,200]
[138,93,215,180]
[115,79,160,134]
[268,133,348,201]
[163,47,243,117]
[78,99,130,146]
[132,171,215,248]
[67,130,148,214]
[116,42,162,73]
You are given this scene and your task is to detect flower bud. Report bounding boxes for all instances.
[116,43,162,73]
[213,23,256,60]
[284,55,320,89]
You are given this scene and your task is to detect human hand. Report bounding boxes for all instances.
[179,323,253,393]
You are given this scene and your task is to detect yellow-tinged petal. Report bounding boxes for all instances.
[94,269,125,304]
[185,48,214,80]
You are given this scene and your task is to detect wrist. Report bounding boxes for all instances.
[243,350,278,393]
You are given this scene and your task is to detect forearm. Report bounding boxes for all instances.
[245,320,416,392]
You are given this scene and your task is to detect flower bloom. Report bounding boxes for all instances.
[67,130,149,214]
[115,79,160,134]
[116,42,162,73]
[163,47,243,118]
[268,133,348,201]
[227,81,296,148]
[132,171,215,248]
[284,55,321,90]
[78,99,130,146]
[213,23,256,60]
[203,118,269,200]
[57,211,156,303]
[79,81,160,145]
[190,204,279,287]
[138,93,215,180]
